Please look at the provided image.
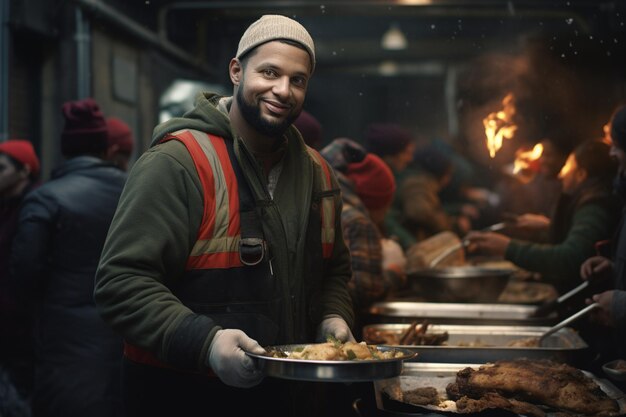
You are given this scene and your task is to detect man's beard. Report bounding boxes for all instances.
[236,85,299,138]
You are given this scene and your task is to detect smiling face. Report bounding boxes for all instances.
[229,41,311,146]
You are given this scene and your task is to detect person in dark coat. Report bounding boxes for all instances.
[293,109,322,149]
[580,104,626,361]
[467,139,620,295]
[0,139,40,403]
[10,98,127,417]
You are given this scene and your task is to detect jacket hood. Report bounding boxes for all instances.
[151,92,233,147]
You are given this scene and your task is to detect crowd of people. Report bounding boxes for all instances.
[0,99,134,416]
[0,12,625,417]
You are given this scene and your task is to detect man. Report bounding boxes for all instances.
[11,98,127,417]
[94,15,354,417]
[0,139,40,400]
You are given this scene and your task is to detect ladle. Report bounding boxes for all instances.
[538,303,599,347]
[428,222,507,268]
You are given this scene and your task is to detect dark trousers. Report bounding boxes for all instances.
[122,358,362,417]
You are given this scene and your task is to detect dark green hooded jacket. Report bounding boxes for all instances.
[94,93,354,372]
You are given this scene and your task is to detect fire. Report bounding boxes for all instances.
[483,93,517,158]
[558,154,575,178]
[513,143,544,174]
[602,122,611,145]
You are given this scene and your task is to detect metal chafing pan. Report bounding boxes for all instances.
[246,344,417,382]
[373,362,626,416]
[367,301,558,326]
[362,323,588,364]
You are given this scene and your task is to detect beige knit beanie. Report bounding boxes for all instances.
[236,14,315,73]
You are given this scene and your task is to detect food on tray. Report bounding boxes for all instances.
[403,387,440,406]
[364,323,544,348]
[264,340,407,361]
[498,281,558,304]
[455,391,546,416]
[446,359,620,416]
[363,320,449,346]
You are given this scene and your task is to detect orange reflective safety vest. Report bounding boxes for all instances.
[124,128,338,369]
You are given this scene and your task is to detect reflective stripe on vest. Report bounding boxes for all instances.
[124,130,336,368]
[307,147,336,258]
[162,129,243,269]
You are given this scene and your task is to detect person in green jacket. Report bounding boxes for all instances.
[466,139,620,295]
[94,14,354,417]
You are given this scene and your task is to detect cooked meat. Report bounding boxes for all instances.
[455,392,546,417]
[341,341,372,359]
[272,341,405,361]
[446,359,619,416]
[363,321,449,346]
[403,387,440,406]
[291,342,343,360]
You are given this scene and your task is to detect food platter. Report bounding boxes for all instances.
[362,323,588,364]
[375,362,626,416]
[246,344,417,382]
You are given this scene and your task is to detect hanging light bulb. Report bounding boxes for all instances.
[381,23,408,50]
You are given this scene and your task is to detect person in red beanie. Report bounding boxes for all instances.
[293,109,322,149]
[321,138,407,326]
[320,137,407,414]
[0,139,40,403]
[10,98,127,417]
[106,117,135,171]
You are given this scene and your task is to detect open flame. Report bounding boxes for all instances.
[602,122,612,145]
[558,155,575,178]
[513,143,544,174]
[483,93,517,158]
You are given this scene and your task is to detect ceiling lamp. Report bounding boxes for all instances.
[381,23,408,50]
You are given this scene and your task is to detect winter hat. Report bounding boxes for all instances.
[365,123,413,157]
[413,146,453,179]
[107,117,134,154]
[346,153,396,211]
[610,105,626,150]
[294,110,322,149]
[61,98,108,157]
[0,139,40,179]
[236,14,315,73]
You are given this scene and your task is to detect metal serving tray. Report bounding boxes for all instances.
[368,301,558,326]
[246,344,417,382]
[374,362,626,416]
[362,323,588,364]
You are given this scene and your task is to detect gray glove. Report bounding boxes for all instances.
[208,329,266,388]
[316,315,356,342]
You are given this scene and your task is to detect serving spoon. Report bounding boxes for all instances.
[538,302,599,347]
